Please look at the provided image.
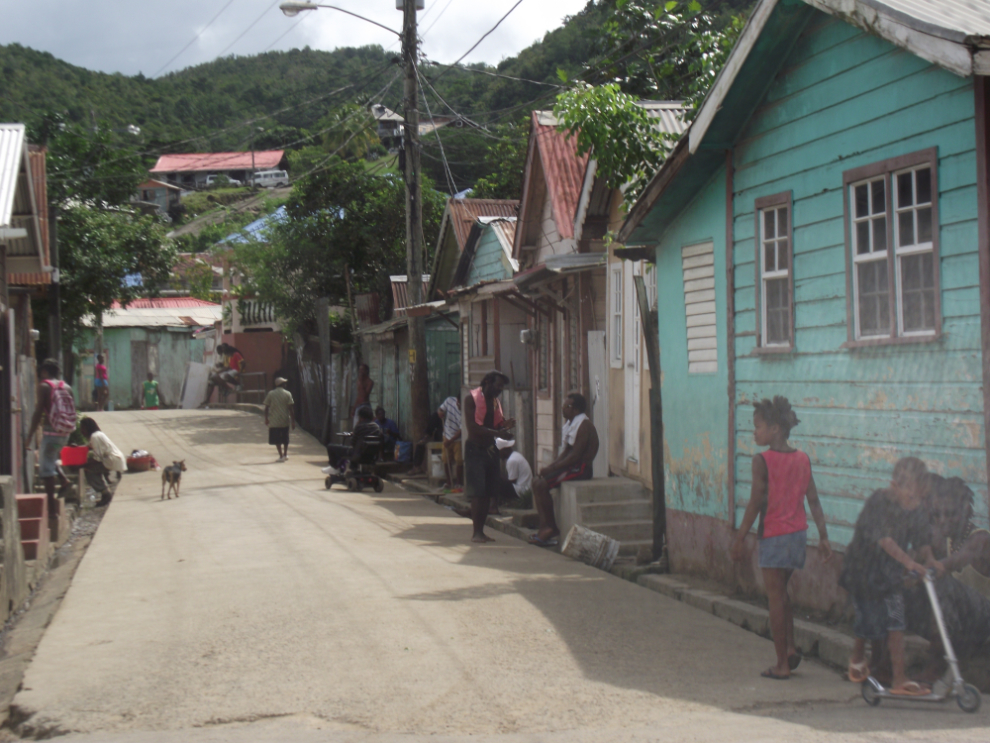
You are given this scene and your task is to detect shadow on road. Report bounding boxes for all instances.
[365,488,989,736]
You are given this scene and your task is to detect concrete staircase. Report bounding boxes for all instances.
[553,477,653,558]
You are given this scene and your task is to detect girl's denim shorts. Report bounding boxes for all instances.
[758,529,807,570]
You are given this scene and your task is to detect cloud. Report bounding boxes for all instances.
[0,0,590,77]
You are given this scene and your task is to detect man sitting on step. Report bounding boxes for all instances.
[529,392,599,548]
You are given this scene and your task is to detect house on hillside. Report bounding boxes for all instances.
[132,178,182,220]
[150,151,288,189]
[619,0,990,612]
[0,124,53,494]
[76,298,221,410]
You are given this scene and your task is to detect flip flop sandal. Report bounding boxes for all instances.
[761,668,790,680]
[847,660,869,683]
[890,681,930,697]
[788,653,802,671]
[528,535,559,547]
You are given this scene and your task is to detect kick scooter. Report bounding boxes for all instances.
[861,569,981,713]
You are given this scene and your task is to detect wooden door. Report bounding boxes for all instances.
[131,341,148,409]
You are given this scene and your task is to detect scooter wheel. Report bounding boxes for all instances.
[346,477,359,492]
[374,479,384,493]
[861,680,882,707]
[325,476,333,490]
[957,684,981,713]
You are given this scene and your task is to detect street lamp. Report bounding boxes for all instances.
[279,2,402,36]
[277,0,432,444]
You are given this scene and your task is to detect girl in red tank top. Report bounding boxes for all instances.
[731,396,833,680]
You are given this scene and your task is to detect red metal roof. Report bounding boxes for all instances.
[112,297,219,309]
[445,198,518,251]
[530,111,588,241]
[7,271,51,286]
[390,275,430,316]
[27,146,50,269]
[150,151,285,173]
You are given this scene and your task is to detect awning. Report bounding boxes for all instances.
[513,252,606,291]
[613,246,656,263]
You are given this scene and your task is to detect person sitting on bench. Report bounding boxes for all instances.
[325,407,381,475]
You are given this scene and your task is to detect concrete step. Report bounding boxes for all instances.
[579,499,653,524]
[582,520,652,543]
[563,479,650,505]
[616,539,653,557]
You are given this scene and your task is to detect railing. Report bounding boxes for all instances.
[236,299,277,327]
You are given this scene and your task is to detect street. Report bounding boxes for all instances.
[8,410,989,742]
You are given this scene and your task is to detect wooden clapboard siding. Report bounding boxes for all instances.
[534,193,565,264]
[465,228,512,286]
[653,169,731,520]
[730,14,984,544]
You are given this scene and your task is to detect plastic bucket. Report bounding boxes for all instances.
[430,453,444,479]
[60,446,89,467]
[561,524,620,572]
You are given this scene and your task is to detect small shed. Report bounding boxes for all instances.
[76,298,221,409]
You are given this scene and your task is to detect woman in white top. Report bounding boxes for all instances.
[80,418,126,506]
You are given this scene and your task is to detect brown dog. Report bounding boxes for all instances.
[161,460,187,500]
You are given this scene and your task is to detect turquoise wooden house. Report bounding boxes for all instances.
[620,0,990,611]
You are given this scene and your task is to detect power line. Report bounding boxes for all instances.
[432,0,527,84]
[415,64,457,194]
[264,14,308,52]
[421,0,457,35]
[215,0,283,59]
[152,0,239,78]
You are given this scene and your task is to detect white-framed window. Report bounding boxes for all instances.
[844,148,940,345]
[754,192,793,349]
[610,263,623,368]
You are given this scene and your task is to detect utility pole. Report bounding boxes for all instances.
[402,0,430,443]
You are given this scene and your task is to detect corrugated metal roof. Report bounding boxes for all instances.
[112,297,220,309]
[88,304,222,328]
[7,272,51,286]
[391,274,430,316]
[531,110,589,240]
[639,101,690,137]
[150,151,285,174]
[854,0,990,43]
[222,206,287,245]
[444,198,519,251]
[2,125,50,284]
[137,179,182,191]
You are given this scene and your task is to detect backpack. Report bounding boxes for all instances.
[45,380,77,435]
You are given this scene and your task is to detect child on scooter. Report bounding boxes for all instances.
[731,396,832,679]
[840,456,932,696]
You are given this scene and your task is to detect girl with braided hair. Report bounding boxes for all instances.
[731,396,833,679]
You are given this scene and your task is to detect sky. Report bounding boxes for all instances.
[0,0,592,78]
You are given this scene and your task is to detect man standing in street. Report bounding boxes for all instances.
[529,392,599,547]
[25,359,77,523]
[462,371,515,543]
[351,363,374,426]
[438,394,462,490]
[263,377,295,462]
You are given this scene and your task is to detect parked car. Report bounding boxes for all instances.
[205,174,242,187]
[251,170,290,188]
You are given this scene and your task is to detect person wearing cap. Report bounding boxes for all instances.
[497,438,532,509]
[263,376,295,462]
[462,370,515,542]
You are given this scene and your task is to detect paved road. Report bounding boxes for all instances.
[10,410,989,742]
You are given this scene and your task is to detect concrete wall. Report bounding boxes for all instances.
[0,476,27,623]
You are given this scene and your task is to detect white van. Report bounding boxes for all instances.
[252,170,290,188]
[204,174,241,187]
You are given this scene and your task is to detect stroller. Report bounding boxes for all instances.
[324,434,384,493]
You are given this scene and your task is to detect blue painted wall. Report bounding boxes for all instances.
[655,169,731,520]
[730,12,985,541]
[465,227,512,286]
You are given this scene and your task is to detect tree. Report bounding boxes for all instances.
[552,0,748,200]
[471,118,530,201]
[58,206,176,347]
[231,157,445,336]
[30,116,177,371]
